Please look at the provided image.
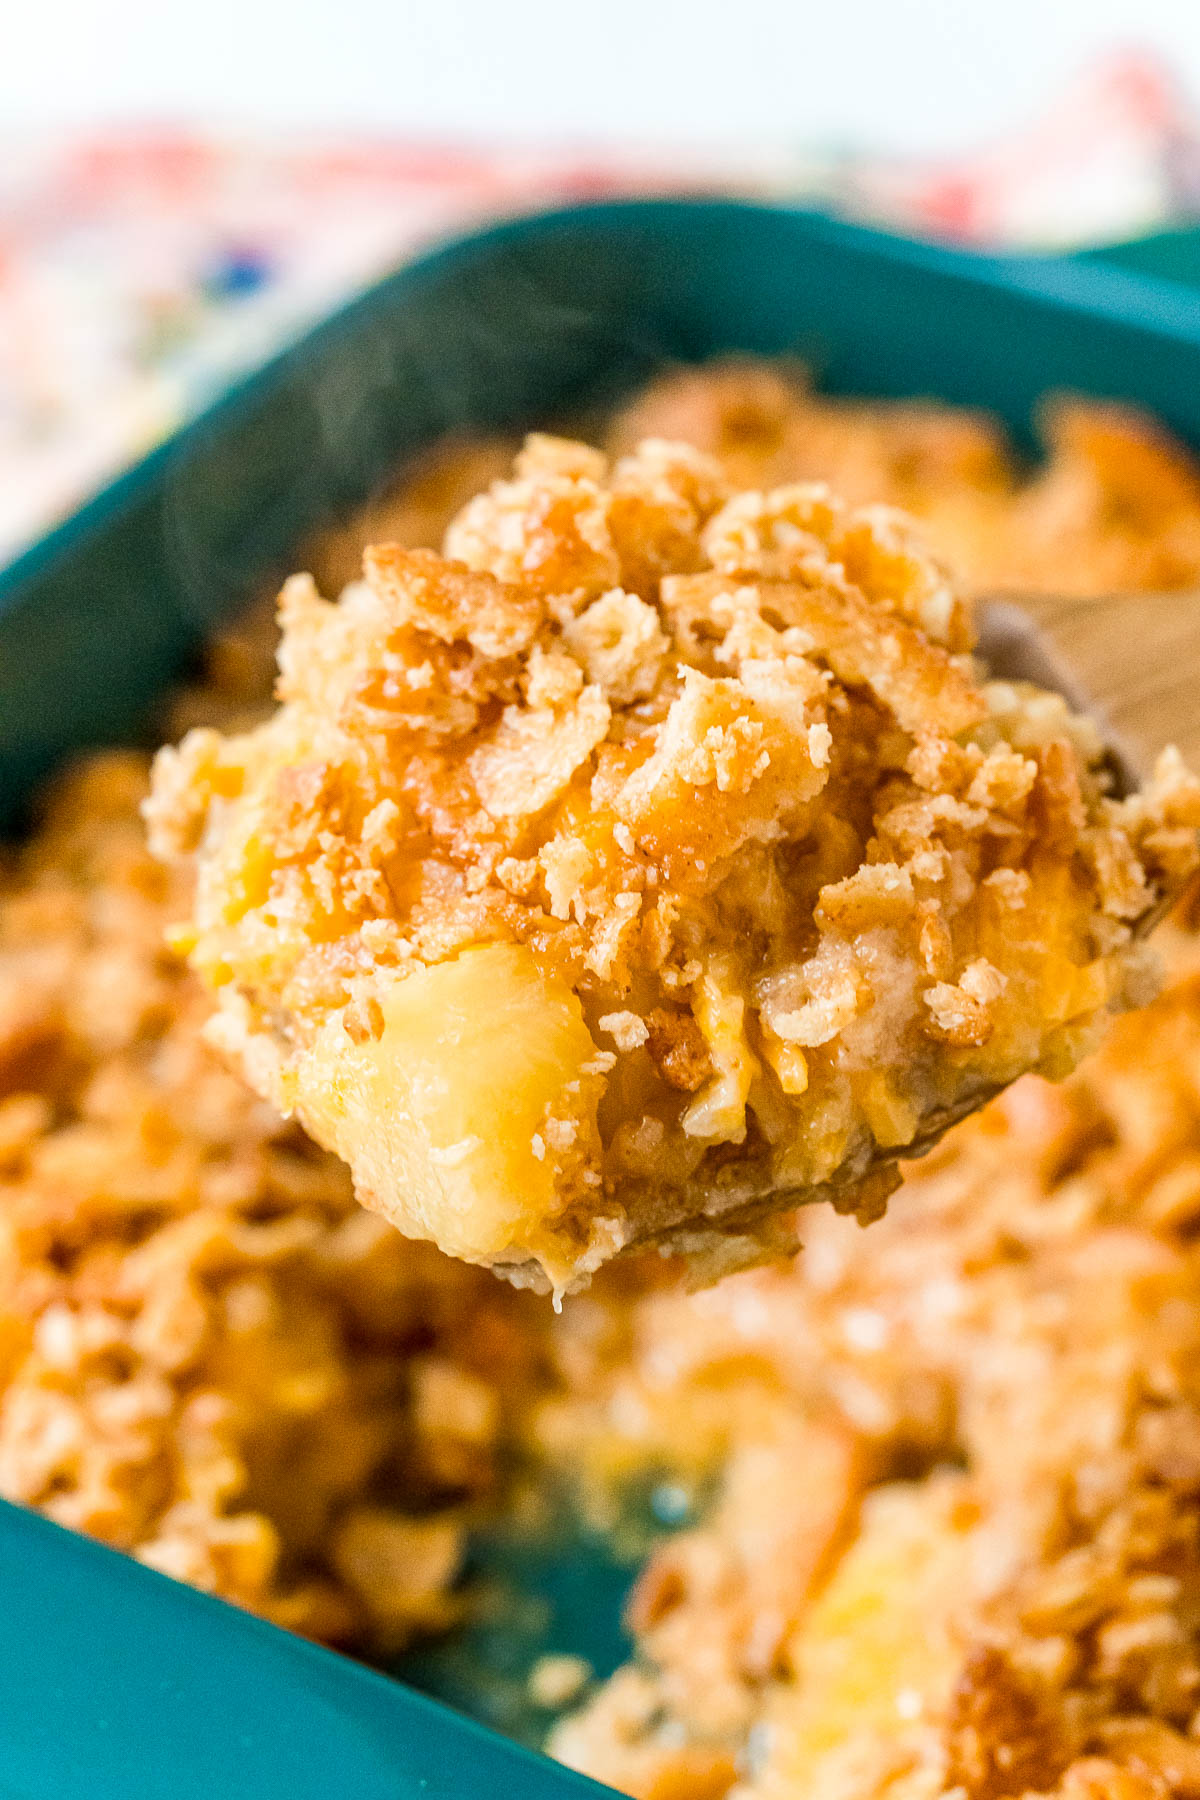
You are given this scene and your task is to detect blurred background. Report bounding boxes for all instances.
[7,0,1200,152]
[5,0,1200,565]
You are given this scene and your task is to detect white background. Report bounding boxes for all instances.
[4,0,1200,155]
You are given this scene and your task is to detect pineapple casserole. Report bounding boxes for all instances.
[12,739,1200,1797]
[4,362,1200,1799]
[544,948,1200,1800]
[148,427,1200,1293]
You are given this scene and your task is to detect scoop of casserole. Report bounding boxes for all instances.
[146,434,1200,1293]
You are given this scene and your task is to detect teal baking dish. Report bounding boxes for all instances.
[4,197,1200,1793]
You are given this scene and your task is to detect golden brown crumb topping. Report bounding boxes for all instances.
[147,432,1200,1290]
[10,746,1200,1796]
[544,944,1200,1800]
[4,361,1200,1798]
[0,748,549,1649]
[610,360,1200,598]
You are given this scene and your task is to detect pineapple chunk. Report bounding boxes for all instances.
[286,944,610,1281]
[752,1478,978,1800]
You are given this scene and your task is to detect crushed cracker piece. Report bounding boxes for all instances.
[149,432,1199,1291]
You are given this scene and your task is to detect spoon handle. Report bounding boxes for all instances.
[992,589,1200,773]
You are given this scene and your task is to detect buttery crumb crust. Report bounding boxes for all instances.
[148,434,1200,1289]
[546,945,1200,1800]
[3,365,1200,1797]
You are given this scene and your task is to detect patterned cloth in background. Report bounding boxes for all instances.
[2,50,1199,567]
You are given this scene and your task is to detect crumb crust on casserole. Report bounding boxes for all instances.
[149,427,1200,1289]
[1,367,1200,1800]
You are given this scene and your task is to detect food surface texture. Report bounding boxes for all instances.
[147,403,1200,1291]
[5,362,1200,1799]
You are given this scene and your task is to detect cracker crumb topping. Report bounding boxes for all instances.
[147,433,1200,1290]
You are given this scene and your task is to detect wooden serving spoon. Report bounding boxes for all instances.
[995,588,1200,774]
